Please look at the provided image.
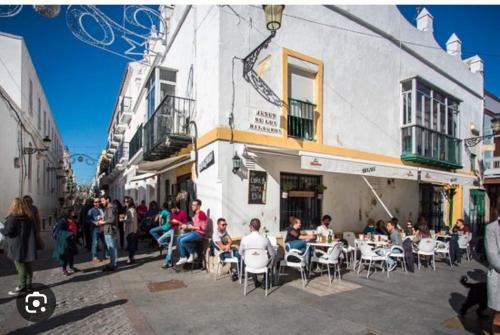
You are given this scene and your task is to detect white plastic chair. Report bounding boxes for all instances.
[316,243,343,285]
[415,238,436,270]
[458,234,471,261]
[214,245,240,282]
[278,243,310,287]
[356,241,386,279]
[243,248,271,296]
[435,240,453,268]
[387,245,406,277]
[342,232,357,270]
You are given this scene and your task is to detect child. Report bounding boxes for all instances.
[52,219,79,275]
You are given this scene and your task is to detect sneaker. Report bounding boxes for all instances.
[176,257,188,266]
[161,263,170,269]
[186,254,194,263]
[70,267,80,272]
[8,286,26,296]
[91,257,101,263]
[63,269,70,276]
[388,263,397,272]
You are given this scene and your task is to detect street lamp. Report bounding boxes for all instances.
[232,152,242,174]
[23,136,52,155]
[464,117,500,147]
[262,5,285,34]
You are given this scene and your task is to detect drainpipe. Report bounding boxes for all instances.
[362,176,393,218]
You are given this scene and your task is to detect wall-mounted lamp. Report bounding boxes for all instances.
[23,136,51,155]
[232,152,242,174]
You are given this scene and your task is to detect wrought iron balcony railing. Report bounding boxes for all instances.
[143,95,195,161]
[288,98,315,141]
[129,124,143,159]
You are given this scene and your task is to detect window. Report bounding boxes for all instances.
[29,80,33,115]
[146,67,177,119]
[471,153,476,171]
[400,78,461,168]
[37,98,41,130]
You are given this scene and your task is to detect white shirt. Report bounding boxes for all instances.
[239,231,276,259]
[316,224,330,237]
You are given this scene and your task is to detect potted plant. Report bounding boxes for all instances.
[281,182,294,199]
[317,184,327,199]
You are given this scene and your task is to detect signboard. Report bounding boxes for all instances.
[248,170,267,204]
[249,109,281,135]
[199,150,214,173]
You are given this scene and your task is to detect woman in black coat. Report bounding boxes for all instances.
[1,198,37,295]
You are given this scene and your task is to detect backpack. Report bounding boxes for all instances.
[52,218,66,240]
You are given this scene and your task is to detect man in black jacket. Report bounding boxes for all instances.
[98,196,118,271]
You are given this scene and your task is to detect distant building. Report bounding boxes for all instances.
[100,6,485,236]
[0,32,72,225]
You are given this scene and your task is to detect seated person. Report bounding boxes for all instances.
[213,218,240,281]
[285,218,314,265]
[149,203,172,246]
[363,219,376,234]
[316,214,332,238]
[239,218,276,289]
[142,201,159,232]
[376,221,403,272]
[170,202,189,230]
[404,220,415,236]
[453,218,471,235]
[176,199,207,265]
[375,219,388,235]
[412,224,431,248]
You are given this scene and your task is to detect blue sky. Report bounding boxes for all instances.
[0,5,499,185]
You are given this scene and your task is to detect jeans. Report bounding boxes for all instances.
[91,227,108,259]
[177,231,203,258]
[287,239,312,265]
[149,226,169,244]
[156,230,174,265]
[14,261,33,290]
[104,234,118,268]
[126,233,138,260]
[377,248,401,267]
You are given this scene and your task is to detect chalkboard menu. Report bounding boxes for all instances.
[248,170,267,204]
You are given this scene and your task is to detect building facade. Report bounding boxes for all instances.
[0,32,72,226]
[100,5,485,237]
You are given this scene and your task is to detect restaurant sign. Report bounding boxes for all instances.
[199,150,214,173]
[248,170,267,204]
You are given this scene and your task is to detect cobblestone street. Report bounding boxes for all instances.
[0,231,492,335]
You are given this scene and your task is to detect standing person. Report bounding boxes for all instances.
[1,198,37,295]
[123,198,139,264]
[52,218,79,275]
[98,196,119,271]
[239,218,276,289]
[485,199,500,334]
[66,209,78,236]
[88,198,107,263]
[113,199,126,250]
[136,200,148,223]
[80,199,93,251]
[23,195,44,250]
[175,199,207,265]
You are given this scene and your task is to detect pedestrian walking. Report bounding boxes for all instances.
[52,213,79,276]
[88,198,107,262]
[113,199,126,250]
[0,198,37,295]
[98,196,119,271]
[80,198,93,251]
[23,195,44,250]
[123,197,139,264]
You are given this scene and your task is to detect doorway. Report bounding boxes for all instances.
[469,189,485,236]
[419,184,444,231]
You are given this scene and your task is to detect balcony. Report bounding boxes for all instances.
[129,125,143,160]
[105,142,128,180]
[484,157,500,176]
[288,98,315,141]
[143,95,194,161]
[401,125,462,169]
[118,96,132,125]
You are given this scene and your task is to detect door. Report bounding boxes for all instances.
[177,173,195,217]
[280,173,322,231]
[419,184,444,231]
[469,189,485,236]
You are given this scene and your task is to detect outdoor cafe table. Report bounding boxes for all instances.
[355,239,390,248]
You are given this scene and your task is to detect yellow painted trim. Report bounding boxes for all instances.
[452,185,463,224]
[282,48,324,144]
[192,127,474,178]
[175,162,193,178]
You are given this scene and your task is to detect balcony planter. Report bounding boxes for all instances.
[281,182,294,199]
[317,184,327,199]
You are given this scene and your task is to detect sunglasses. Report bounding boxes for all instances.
[221,224,227,227]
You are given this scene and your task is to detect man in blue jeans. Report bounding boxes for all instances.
[149,203,171,246]
[88,198,107,262]
[98,196,119,271]
[213,218,240,280]
[285,218,314,267]
[176,199,207,265]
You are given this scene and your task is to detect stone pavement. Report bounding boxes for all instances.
[0,232,492,335]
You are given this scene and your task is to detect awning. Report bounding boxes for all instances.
[300,152,476,186]
[245,144,299,157]
[137,154,191,174]
[129,172,156,183]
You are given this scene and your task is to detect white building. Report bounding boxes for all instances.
[101,5,485,237]
[0,32,70,226]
